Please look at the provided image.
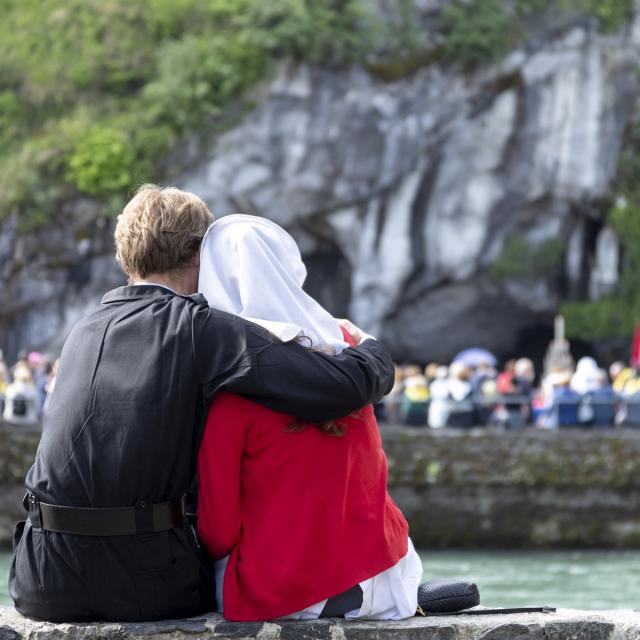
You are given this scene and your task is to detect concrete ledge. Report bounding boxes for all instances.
[2,606,640,640]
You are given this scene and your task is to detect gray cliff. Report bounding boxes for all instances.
[1,5,639,362]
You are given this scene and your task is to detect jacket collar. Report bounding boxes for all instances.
[101,285,207,305]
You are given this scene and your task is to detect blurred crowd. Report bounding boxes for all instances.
[378,356,640,429]
[3,343,640,430]
[0,350,58,428]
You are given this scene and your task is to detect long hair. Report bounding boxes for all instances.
[285,333,349,437]
[287,418,347,437]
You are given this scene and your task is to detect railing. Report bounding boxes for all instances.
[377,394,635,428]
[1,395,638,432]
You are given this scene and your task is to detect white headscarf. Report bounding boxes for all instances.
[571,356,600,394]
[198,214,349,354]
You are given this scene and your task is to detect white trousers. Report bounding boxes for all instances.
[281,538,423,621]
[215,538,423,621]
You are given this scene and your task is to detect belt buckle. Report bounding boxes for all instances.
[135,499,154,535]
[26,493,42,529]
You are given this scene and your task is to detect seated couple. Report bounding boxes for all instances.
[10,185,421,623]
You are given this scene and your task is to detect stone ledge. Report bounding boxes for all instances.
[2,606,640,640]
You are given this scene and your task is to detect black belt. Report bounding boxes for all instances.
[25,493,186,536]
[320,584,364,618]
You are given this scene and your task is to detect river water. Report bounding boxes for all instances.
[1,549,639,610]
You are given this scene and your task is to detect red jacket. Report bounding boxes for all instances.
[197,337,408,621]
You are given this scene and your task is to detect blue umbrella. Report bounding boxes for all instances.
[452,348,497,368]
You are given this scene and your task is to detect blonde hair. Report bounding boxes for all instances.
[14,365,32,383]
[115,184,214,278]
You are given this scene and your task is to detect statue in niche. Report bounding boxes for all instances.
[589,226,619,300]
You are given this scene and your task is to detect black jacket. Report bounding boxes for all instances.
[10,285,394,622]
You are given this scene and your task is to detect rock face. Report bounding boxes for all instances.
[1,5,640,362]
[0,210,125,362]
[178,16,640,363]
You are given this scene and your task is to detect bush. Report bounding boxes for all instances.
[67,127,136,196]
[0,90,23,148]
[243,0,378,65]
[591,0,634,31]
[143,33,267,134]
[562,298,636,341]
[439,0,516,69]
[0,1,158,105]
[490,235,565,280]
[0,129,72,227]
[563,148,640,341]
[435,0,633,70]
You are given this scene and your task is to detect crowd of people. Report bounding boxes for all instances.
[4,343,640,430]
[0,350,58,427]
[377,356,640,429]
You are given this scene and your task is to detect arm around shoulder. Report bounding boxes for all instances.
[231,331,395,423]
[192,302,395,422]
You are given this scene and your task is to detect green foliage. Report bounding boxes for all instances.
[490,235,565,280]
[0,90,24,148]
[562,148,640,341]
[234,0,377,65]
[67,127,136,196]
[562,298,636,341]
[434,0,633,70]
[0,0,378,226]
[439,0,517,69]
[143,34,266,134]
[0,1,158,105]
[0,0,635,227]
[590,0,634,31]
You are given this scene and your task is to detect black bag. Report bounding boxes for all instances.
[12,394,27,417]
[418,578,480,613]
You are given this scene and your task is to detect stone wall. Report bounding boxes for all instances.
[383,427,640,548]
[1,605,640,639]
[0,430,39,548]
[3,427,640,548]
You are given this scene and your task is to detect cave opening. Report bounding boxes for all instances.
[301,244,352,319]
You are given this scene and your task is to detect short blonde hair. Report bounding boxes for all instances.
[115,184,214,278]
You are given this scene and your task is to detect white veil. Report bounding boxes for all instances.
[198,214,348,355]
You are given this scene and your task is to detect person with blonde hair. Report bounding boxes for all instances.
[10,185,394,623]
[400,373,430,426]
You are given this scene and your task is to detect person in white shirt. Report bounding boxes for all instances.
[3,365,40,427]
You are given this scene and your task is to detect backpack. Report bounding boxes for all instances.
[12,394,27,417]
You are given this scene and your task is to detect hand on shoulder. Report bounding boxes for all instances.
[336,319,376,346]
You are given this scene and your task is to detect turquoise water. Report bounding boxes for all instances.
[0,553,9,606]
[420,549,640,610]
[1,549,639,610]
